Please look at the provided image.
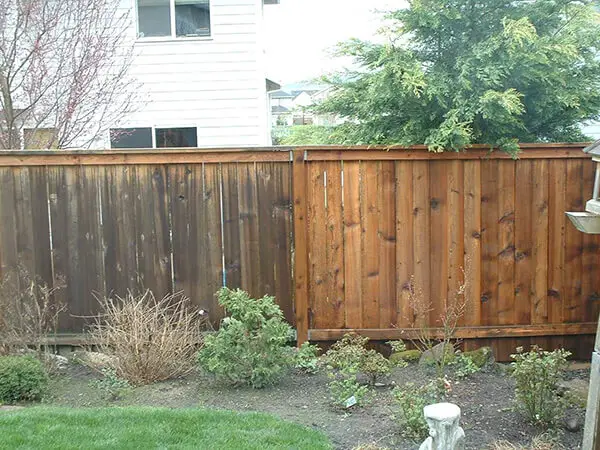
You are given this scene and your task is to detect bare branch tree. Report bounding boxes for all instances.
[0,0,140,149]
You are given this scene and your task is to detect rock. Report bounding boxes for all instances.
[565,417,581,432]
[390,349,421,365]
[558,378,589,407]
[71,351,117,369]
[419,343,455,367]
[462,347,495,368]
[44,353,69,370]
[419,402,465,450]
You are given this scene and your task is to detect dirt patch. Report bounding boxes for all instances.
[40,360,587,450]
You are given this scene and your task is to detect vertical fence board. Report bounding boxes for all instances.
[447,160,465,325]
[429,161,449,325]
[515,161,533,325]
[237,163,260,298]
[222,163,242,289]
[412,161,431,327]
[0,168,18,276]
[481,160,499,326]
[343,161,362,328]
[497,161,516,326]
[361,161,381,329]
[307,162,327,329]
[324,161,345,329]
[463,160,481,326]
[532,160,549,325]
[395,161,414,328]
[548,160,567,325]
[379,161,396,328]
[256,162,277,297]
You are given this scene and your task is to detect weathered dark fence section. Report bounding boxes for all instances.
[0,149,294,331]
[293,144,600,360]
[0,144,598,360]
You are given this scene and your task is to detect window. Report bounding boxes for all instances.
[110,128,153,148]
[155,127,197,147]
[137,0,210,38]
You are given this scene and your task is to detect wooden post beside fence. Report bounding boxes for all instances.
[583,318,600,450]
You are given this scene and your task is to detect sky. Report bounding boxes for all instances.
[263,0,404,85]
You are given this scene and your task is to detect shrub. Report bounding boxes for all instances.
[0,265,66,358]
[393,381,440,439]
[0,355,48,403]
[294,342,320,374]
[324,333,391,386]
[327,369,370,408]
[510,346,571,427]
[91,367,131,401]
[451,352,481,380]
[197,288,294,388]
[90,290,207,385]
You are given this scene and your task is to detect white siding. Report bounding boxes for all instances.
[107,0,270,148]
[582,122,600,140]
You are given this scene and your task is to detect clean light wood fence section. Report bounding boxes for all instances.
[0,144,598,360]
[293,144,600,360]
[0,149,294,331]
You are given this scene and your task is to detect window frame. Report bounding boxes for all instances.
[135,0,213,42]
[109,126,198,149]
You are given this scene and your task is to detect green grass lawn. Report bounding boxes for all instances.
[0,407,332,450]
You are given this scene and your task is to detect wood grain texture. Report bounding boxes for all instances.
[343,161,362,328]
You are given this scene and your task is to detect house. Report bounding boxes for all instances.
[109,0,280,149]
[269,83,342,128]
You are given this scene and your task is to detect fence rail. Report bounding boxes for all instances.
[0,144,598,360]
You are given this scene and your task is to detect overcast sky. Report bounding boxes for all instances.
[263,0,404,85]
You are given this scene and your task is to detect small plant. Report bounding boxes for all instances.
[198,288,294,388]
[294,342,320,374]
[510,346,571,427]
[327,369,370,408]
[91,367,131,401]
[0,355,48,403]
[452,352,480,380]
[393,381,440,439]
[90,290,208,385]
[386,340,409,368]
[324,333,391,386]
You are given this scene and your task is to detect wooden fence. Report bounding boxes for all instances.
[0,144,598,360]
[293,144,600,359]
[0,149,294,331]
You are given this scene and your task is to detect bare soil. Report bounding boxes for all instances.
[42,361,587,450]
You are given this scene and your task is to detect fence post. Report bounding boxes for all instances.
[583,317,600,450]
[293,148,309,346]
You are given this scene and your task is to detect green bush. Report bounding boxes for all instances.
[510,346,571,427]
[0,355,48,403]
[451,353,481,380]
[327,369,370,408]
[197,288,294,388]
[294,342,320,374]
[393,381,440,439]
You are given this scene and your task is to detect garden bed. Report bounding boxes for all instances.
[40,361,587,450]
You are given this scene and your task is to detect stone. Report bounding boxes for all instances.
[71,351,117,369]
[558,378,589,407]
[44,353,69,370]
[462,347,494,368]
[419,343,455,367]
[565,417,581,432]
[419,403,465,450]
[390,349,421,365]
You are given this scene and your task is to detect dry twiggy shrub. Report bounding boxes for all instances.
[0,265,66,357]
[90,290,209,385]
[489,434,565,450]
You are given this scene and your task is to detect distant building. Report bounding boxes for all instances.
[269,83,342,128]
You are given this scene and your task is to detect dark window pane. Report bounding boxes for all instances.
[155,127,197,147]
[175,0,210,37]
[110,128,153,148]
[138,0,171,37]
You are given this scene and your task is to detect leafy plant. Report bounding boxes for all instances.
[327,369,370,409]
[393,381,440,439]
[452,352,481,380]
[294,342,320,374]
[198,288,294,388]
[0,355,48,403]
[510,346,571,427]
[91,367,131,401]
[324,333,391,386]
[386,340,409,368]
[317,0,600,154]
[90,290,208,385]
